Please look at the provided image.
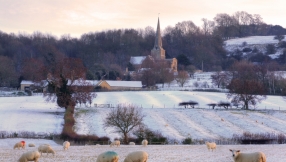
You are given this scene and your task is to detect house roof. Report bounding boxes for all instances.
[100,80,142,88]
[20,80,34,85]
[69,80,100,86]
[130,56,146,65]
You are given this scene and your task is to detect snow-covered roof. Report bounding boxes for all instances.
[20,80,34,85]
[224,35,286,46]
[130,56,146,65]
[67,79,100,86]
[103,80,142,88]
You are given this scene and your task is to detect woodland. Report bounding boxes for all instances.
[0,11,286,88]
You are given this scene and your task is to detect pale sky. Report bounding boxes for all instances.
[0,0,285,38]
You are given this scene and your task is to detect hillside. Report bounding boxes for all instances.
[1,91,286,143]
[224,35,286,59]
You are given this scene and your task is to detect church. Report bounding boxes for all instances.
[130,18,177,72]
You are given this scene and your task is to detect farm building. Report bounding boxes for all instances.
[97,80,142,91]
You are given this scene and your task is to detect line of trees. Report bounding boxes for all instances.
[1,11,286,88]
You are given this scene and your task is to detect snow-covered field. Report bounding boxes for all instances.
[224,36,285,45]
[1,138,286,162]
[1,91,286,141]
[1,91,286,161]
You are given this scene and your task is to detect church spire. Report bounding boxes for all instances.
[151,17,165,60]
[154,17,162,49]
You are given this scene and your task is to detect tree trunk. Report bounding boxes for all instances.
[244,101,249,110]
[123,132,128,144]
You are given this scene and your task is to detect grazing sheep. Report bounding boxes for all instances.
[18,150,41,162]
[124,151,148,162]
[96,151,119,162]
[110,140,120,147]
[63,141,70,150]
[129,142,135,145]
[14,141,26,149]
[142,139,148,146]
[229,149,266,162]
[205,142,216,151]
[38,144,55,156]
[28,143,35,147]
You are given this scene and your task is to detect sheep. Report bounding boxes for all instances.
[38,144,55,156]
[123,151,148,162]
[142,139,148,146]
[63,141,70,150]
[110,140,120,147]
[96,151,119,162]
[129,142,135,145]
[14,141,26,149]
[28,143,35,147]
[18,150,41,162]
[229,149,266,162]
[205,142,216,151]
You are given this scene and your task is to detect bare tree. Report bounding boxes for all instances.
[226,61,266,109]
[0,56,18,87]
[201,18,215,35]
[21,58,46,82]
[103,104,145,144]
[175,71,189,87]
[211,71,231,88]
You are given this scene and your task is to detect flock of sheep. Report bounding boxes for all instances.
[14,139,149,162]
[13,139,266,162]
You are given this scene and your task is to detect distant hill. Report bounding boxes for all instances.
[224,35,286,60]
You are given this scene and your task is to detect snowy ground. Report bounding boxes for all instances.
[0,138,285,162]
[1,91,286,142]
[224,35,286,45]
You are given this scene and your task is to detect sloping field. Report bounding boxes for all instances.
[1,92,286,142]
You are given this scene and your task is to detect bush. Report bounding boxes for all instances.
[133,126,167,144]
[242,48,252,52]
[232,132,286,144]
[182,137,192,144]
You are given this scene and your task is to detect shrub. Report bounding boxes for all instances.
[242,48,252,52]
[182,137,192,144]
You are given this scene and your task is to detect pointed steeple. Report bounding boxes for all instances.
[151,17,165,60]
[154,18,162,49]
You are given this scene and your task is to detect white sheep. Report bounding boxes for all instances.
[229,149,266,162]
[96,151,119,162]
[18,150,41,162]
[110,140,120,147]
[142,139,148,146]
[129,142,135,145]
[14,141,26,149]
[38,144,55,156]
[124,151,148,162]
[28,143,35,147]
[63,141,70,150]
[205,142,216,151]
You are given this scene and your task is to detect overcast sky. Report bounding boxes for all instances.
[0,0,285,38]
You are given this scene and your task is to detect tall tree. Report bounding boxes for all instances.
[44,57,96,137]
[226,61,266,109]
[0,56,18,87]
[175,70,189,87]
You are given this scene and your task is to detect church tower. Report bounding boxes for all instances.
[151,18,165,60]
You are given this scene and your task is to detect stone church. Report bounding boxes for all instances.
[130,18,177,72]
